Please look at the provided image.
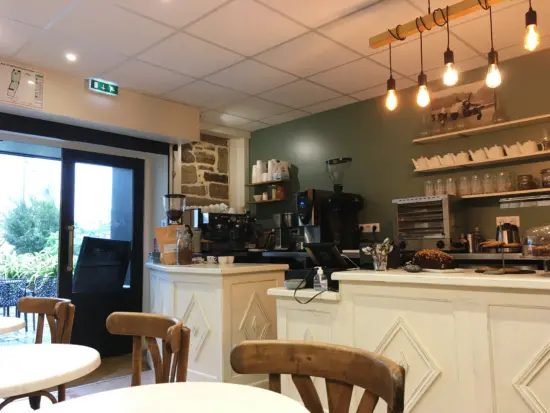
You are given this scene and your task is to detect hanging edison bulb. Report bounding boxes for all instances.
[443,50,458,86]
[486,50,502,88]
[417,73,430,107]
[525,3,540,51]
[386,77,398,111]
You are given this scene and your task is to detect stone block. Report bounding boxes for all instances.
[181,148,195,163]
[217,147,228,174]
[200,133,228,147]
[195,151,216,165]
[209,183,229,200]
[181,185,206,196]
[186,197,215,207]
[204,172,228,184]
[181,165,197,184]
[198,165,214,171]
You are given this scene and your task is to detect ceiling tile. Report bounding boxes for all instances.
[351,83,387,101]
[50,1,173,56]
[185,0,307,56]
[201,111,250,126]
[255,33,361,77]
[15,32,127,78]
[259,80,341,107]
[303,96,358,114]
[206,60,296,94]
[351,77,416,101]
[103,60,194,96]
[319,0,421,55]
[369,29,481,77]
[218,97,291,121]
[0,0,73,29]
[114,0,229,29]
[308,58,391,94]
[138,33,243,77]
[239,121,270,131]
[451,0,548,55]
[262,110,309,125]
[256,0,380,28]
[0,18,42,56]
[165,81,247,109]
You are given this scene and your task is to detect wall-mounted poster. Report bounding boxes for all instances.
[429,80,496,134]
[0,62,43,110]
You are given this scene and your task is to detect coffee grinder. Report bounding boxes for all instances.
[163,194,186,225]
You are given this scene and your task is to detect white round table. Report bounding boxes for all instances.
[0,344,101,398]
[0,316,25,334]
[41,382,309,413]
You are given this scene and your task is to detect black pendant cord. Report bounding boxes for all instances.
[388,24,406,41]
[477,0,490,11]
[389,43,393,78]
[528,0,532,8]
[446,6,451,49]
[489,5,494,50]
[416,18,425,73]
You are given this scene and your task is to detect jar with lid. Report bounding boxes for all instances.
[541,169,550,188]
[176,226,193,265]
[523,224,550,257]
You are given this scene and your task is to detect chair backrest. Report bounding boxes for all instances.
[230,340,405,413]
[106,312,190,386]
[17,297,75,344]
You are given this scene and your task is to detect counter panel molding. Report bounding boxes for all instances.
[148,263,286,386]
[269,270,550,413]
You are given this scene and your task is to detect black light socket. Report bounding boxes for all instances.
[387,76,396,91]
[444,49,455,65]
[417,72,428,87]
[488,49,499,66]
[526,7,537,27]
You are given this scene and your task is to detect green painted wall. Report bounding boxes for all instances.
[250,49,550,240]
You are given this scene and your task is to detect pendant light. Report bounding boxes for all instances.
[416,21,430,107]
[485,5,502,89]
[385,44,398,111]
[443,7,458,86]
[525,0,540,51]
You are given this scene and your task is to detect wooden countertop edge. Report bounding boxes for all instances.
[147,263,288,276]
[332,269,550,290]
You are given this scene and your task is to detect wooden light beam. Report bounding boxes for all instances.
[369,0,504,49]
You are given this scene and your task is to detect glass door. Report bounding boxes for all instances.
[59,149,144,356]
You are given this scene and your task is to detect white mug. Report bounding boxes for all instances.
[262,192,268,201]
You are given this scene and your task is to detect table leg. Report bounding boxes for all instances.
[57,384,66,402]
[29,395,41,410]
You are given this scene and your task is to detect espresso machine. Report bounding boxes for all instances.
[195,211,254,253]
[296,158,363,250]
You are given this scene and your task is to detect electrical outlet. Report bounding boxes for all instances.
[496,216,520,227]
[360,223,381,233]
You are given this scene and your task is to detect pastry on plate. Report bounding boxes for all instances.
[413,249,456,270]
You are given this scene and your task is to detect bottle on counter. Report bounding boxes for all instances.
[314,267,328,291]
[473,226,482,253]
[176,227,193,265]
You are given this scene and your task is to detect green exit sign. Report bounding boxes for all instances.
[88,78,119,96]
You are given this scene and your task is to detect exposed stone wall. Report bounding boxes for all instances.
[181,134,229,206]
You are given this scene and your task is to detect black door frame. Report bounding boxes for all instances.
[59,148,145,316]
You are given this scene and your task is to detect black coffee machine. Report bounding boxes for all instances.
[272,212,299,250]
[195,211,254,253]
[296,158,363,250]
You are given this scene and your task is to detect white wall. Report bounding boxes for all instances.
[0,58,200,143]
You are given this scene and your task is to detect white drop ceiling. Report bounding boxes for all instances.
[1,0,549,133]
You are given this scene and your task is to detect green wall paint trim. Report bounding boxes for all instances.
[250,49,550,240]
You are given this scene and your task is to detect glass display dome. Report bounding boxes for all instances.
[523,224,550,256]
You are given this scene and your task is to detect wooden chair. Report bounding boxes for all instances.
[0,297,75,411]
[106,312,190,386]
[230,340,405,413]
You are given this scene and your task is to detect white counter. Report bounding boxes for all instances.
[147,262,287,387]
[269,268,550,413]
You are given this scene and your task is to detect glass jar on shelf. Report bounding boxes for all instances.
[424,180,434,197]
[459,176,471,196]
[483,173,495,194]
[471,174,482,195]
[435,179,446,195]
[523,225,550,257]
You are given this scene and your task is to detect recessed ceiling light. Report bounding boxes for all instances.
[28,80,35,85]
[65,53,77,62]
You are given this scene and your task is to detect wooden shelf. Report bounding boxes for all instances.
[413,114,550,145]
[414,150,550,173]
[461,188,550,199]
[247,199,285,204]
[245,179,289,187]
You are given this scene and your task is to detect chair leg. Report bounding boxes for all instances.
[24,312,28,332]
[6,306,9,317]
[33,313,36,331]
[57,385,66,402]
[29,395,41,410]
